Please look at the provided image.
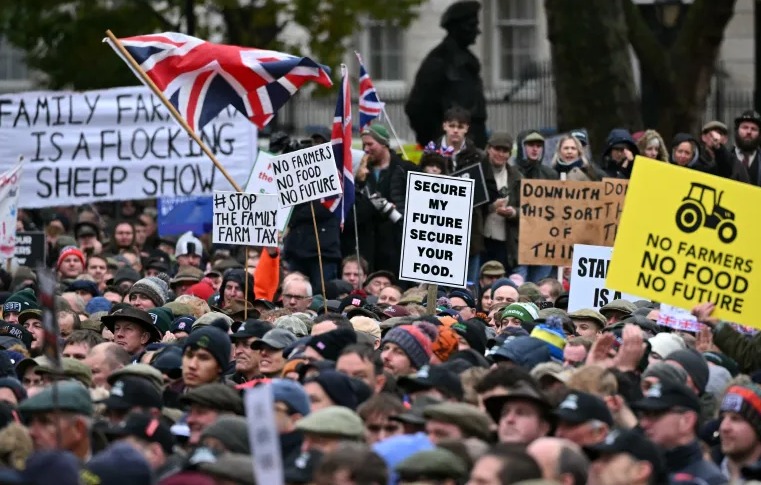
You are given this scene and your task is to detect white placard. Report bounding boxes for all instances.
[245,151,293,231]
[245,385,284,485]
[0,86,257,208]
[400,172,474,287]
[212,191,278,246]
[657,304,701,333]
[0,162,22,259]
[568,244,640,311]
[270,142,341,208]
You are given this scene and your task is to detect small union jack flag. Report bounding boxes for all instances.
[322,64,354,227]
[355,52,384,130]
[106,32,333,131]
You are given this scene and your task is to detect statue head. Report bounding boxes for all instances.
[440,1,481,47]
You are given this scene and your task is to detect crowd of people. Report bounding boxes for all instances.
[0,104,760,484]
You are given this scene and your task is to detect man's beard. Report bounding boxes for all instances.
[736,133,760,153]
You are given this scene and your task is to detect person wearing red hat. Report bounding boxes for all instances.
[57,246,85,279]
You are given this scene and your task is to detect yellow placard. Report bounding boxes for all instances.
[606,156,761,328]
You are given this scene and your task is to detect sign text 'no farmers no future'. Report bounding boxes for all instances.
[400,172,474,287]
[269,142,342,208]
[213,191,278,246]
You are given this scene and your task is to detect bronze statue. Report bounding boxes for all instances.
[405,1,488,148]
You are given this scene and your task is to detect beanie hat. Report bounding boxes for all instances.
[199,415,250,454]
[307,328,357,362]
[721,383,761,439]
[643,361,689,387]
[530,316,567,361]
[128,276,169,308]
[432,325,459,362]
[309,370,358,410]
[189,282,215,301]
[361,124,390,147]
[85,296,112,315]
[648,332,686,358]
[490,277,518,296]
[171,315,196,334]
[666,348,709,395]
[706,365,732,397]
[501,302,539,324]
[56,246,85,270]
[450,319,487,355]
[147,307,173,334]
[381,323,437,370]
[84,442,153,485]
[183,326,231,372]
[3,288,39,314]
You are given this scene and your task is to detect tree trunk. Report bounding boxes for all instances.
[545,0,642,158]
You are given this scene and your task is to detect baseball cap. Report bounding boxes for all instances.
[107,412,175,454]
[585,429,668,483]
[397,365,464,401]
[630,381,701,413]
[99,376,163,411]
[231,319,273,340]
[554,391,613,427]
[250,328,297,350]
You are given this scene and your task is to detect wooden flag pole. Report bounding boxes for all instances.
[244,246,249,321]
[380,106,409,160]
[105,30,243,192]
[427,284,438,315]
[309,203,328,313]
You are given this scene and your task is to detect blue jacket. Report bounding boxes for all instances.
[665,440,728,485]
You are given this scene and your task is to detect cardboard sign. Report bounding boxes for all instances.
[270,142,342,208]
[244,150,293,231]
[400,172,474,287]
[451,162,489,207]
[212,191,278,246]
[13,232,45,268]
[518,179,608,266]
[602,178,629,246]
[0,162,22,258]
[568,244,641,311]
[0,86,257,208]
[244,385,284,485]
[607,156,761,328]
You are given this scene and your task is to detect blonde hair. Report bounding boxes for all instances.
[461,367,490,405]
[636,130,669,162]
[551,135,589,169]
[566,365,618,397]
[173,295,211,318]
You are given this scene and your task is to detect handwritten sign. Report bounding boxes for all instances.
[518,179,607,266]
[0,86,256,208]
[212,191,278,246]
[607,157,761,328]
[400,172,474,287]
[270,143,341,208]
[244,151,293,231]
[602,178,628,246]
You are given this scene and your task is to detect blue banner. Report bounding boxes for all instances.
[158,195,213,236]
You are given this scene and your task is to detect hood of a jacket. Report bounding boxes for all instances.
[514,130,545,168]
[602,128,639,159]
[669,132,705,169]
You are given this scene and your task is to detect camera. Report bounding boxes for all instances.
[362,187,402,223]
[498,186,510,198]
[269,131,313,154]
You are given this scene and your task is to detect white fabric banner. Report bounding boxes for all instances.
[0,162,23,258]
[0,86,257,208]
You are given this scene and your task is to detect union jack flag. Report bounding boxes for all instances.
[355,52,384,130]
[322,64,354,227]
[106,32,333,131]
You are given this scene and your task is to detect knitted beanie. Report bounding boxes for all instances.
[501,302,539,324]
[85,296,112,315]
[381,323,437,370]
[361,124,390,147]
[183,326,231,372]
[129,276,170,308]
[309,370,358,410]
[666,348,709,395]
[648,332,686,359]
[3,288,39,314]
[643,361,688,387]
[721,383,761,439]
[432,325,459,363]
[530,316,567,361]
[451,319,488,355]
[56,246,85,270]
[307,328,357,361]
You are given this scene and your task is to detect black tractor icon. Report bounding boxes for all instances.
[675,182,737,243]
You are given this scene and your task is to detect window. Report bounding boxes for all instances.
[494,0,537,82]
[365,21,404,81]
[0,38,28,81]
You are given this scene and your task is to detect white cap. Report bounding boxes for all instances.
[175,231,203,257]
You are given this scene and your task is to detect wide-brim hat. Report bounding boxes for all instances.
[101,307,162,342]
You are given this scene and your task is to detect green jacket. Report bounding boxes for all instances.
[713,322,761,374]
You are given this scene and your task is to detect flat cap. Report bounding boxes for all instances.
[179,383,244,415]
[107,364,164,393]
[395,448,468,480]
[567,308,606,328]
[423,402,492,441]
[36,358,93,388]
[19,381,93,416]
[198,453,255,485]
[295,406,364,439]
[598,299,636,316]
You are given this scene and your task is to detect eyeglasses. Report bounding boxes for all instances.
[282,294,310,301]
[367,423,402,434]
